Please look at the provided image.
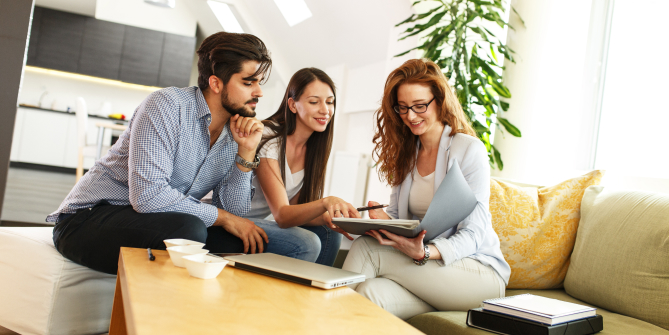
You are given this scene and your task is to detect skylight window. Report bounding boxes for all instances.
[207,1,244,33]
[273,0,312,27]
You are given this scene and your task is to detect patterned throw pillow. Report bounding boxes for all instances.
[489,171,604,289]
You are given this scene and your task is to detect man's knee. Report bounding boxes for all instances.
[165,213,207,243]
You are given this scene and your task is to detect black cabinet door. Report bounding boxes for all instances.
[34,8,85,73]
[26,6,42,65]
[158,34,196,88]
[78,18,125,80]
[119,26,164,87]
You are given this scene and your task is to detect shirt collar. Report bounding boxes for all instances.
[195,87,212,120]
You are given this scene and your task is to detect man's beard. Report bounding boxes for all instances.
[221,90,258,117]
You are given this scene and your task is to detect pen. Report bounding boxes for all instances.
[356,204,389,212]
[147,248,155,261]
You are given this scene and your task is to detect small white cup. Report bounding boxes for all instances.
[182,254,229,279]
[163,238,206,249]
[166,246,209,267]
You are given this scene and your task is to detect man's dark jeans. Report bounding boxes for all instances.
[53,204,265,275]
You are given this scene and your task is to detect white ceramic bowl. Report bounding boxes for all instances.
[182,254,229,279]
[166,246,209,267]
[163,238,206,249]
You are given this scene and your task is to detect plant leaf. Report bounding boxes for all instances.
[396,4,444,27]
[492,145,504,170]
[498,117,521,137]
[489,44,498,62]
[511,6,526,26]
[393,0,520,170]
[489,79,511,98]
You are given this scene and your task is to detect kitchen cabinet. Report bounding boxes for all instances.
[159,34,197,88]
[10,109,24,162]
[11,107,120,169]
[16,108,71,166]
[119,27,165,87]
[33,7,86,73]
[27,6,195,88]
[26,6,42,65]
[78,18,125,80]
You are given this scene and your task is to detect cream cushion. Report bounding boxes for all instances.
[0,227,116,335]
[565,186,669,330]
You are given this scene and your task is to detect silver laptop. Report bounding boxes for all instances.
[224,253,366,289]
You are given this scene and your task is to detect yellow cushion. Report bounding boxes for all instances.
[489,171,604,289]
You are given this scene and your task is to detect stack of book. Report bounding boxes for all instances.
[467,294,603,335]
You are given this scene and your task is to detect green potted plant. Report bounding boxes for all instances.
[396,0,523,169]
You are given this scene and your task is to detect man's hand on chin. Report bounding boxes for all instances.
[230,114,263,172]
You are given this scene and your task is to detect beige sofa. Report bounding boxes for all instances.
[0,227,116,335]
[406,186,669,334]
[2,185,667,334]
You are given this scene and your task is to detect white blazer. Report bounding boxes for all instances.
[386,125,510,284]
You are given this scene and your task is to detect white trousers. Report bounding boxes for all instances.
[342,236,505,320]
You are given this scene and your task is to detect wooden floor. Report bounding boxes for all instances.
[1,167,75,225]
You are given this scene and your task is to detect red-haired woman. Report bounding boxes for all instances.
[342,59,510,319]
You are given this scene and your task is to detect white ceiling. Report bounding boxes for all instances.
[35,0,96,16]
[238,0,414,71]
[187,0,415,84]
[34,0,416,85]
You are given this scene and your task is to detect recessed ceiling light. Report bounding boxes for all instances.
[273,0,312,27]
[207,1,244,33]
[144,0,176,9]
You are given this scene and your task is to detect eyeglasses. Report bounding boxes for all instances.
[393,98,435,115]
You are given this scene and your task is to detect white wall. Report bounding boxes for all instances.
[594,0,669,180]
[35,0,96,16]
[321,27,419,209]
[254,80,282,121]
[95,0,196,36]
[490,0,594,186]
[487,0,669,195]
[342,61,387,114]
[19,67,158,118]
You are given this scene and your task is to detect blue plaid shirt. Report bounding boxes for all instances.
[46,86,254,227]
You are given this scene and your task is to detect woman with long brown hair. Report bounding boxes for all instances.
[342,59,510,319]
[243,67,359,266]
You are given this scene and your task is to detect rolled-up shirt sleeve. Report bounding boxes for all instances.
[211,164,254,218]
[128,91,218,226]
[429,140,492,266]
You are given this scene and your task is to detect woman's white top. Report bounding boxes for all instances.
[408,170,435,220]
[245,128,304,220]
[386,125,511,284]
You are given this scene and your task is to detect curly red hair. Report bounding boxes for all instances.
[373,59,475,186]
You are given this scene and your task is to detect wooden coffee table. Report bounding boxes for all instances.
[109,247,423,334]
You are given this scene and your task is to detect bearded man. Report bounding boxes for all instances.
[48,32,311,275]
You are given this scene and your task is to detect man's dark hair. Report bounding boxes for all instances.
[196,32,272,90]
